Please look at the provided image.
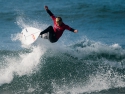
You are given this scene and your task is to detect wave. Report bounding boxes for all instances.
[70,40,125,61]
[0,46,45,85]
[1,35,125,93]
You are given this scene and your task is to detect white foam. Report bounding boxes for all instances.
[11,33,32,49]
[11,15,50,48]
[66,38,125,61]
[110,43,122,50]
[0,46,45,86]
[15,46,44,76]
[52,69,125,94]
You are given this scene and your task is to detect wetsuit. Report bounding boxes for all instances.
[40,9,75,43]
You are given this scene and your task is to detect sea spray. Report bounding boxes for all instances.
[0,46,45,86]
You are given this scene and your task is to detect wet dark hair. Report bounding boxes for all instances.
[56,17,62,22]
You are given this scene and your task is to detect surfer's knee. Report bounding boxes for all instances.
[50,41,57,43]
[49,38,58,43]
[48,26,53,30]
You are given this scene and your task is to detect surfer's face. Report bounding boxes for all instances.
[56,20,62,26]
[56,17,62,26]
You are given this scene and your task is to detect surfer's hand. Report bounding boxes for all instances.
[74,30,78,33]
[44,6,48,10]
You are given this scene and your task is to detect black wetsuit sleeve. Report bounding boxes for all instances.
[46,9,54,16]
[70,28,75,32]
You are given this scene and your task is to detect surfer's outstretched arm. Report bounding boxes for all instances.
[44,6,54,16]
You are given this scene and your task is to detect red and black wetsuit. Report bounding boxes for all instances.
[40,9,75,43]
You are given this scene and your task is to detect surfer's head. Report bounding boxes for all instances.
[56,17,62,26]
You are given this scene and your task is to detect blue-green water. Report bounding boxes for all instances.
[0,0,125,94]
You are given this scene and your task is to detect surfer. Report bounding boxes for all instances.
[40,6,78,43]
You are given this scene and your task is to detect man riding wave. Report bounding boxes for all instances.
[40,6,78,43]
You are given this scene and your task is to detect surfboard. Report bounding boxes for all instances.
[21,27,41,45]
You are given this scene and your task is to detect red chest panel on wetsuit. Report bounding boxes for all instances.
[51,15,71,39]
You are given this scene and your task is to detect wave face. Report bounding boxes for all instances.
[0,38,125,94]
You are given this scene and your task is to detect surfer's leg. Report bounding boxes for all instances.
[48,27,58,43]
[40,26,53,35]
[40,26,58,43]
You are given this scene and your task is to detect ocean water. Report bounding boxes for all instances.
[0,0,125,94]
